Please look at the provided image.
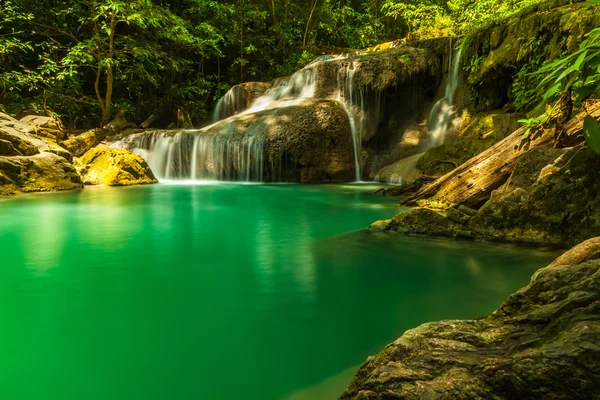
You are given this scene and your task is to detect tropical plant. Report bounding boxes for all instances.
[521,27,600,153]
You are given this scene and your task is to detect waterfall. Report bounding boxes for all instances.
[209,53,372,182]
[112,130,265,182]
[427,43,463,145]
[244,67,318,113]
[126,52,381,183]
[336,60,363,182]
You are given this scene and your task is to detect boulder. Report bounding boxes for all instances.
[20,115,61,130]
[20,115,67,140]
[115,99,355,183]
[488,146,566,202]
[0,152,83,196]
[340,238,600,400]
[74,146,157,186]
[0,119,72,160]
[468,145,600,247]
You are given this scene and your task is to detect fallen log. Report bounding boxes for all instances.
[403,102,600,209]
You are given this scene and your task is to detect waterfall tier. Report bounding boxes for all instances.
[117,46,443,183]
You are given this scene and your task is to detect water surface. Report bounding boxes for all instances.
[0,184,556,400]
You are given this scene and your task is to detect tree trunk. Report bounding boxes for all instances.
[303,0,319,48]
[404,104,600,209]
[102,12,117,126]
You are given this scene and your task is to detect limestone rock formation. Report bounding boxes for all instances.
[0,114,83,196]
[340,237,600,399]
[75,146,157,186]
[0,153,82,195]
[115,99,355,183]
[459,0,600,112]
[213,81,272,121]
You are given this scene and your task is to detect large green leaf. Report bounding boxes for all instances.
[583,116,600,154]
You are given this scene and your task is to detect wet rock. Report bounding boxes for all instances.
[340,238,600,400]
[382,208,470,238]
[75,146,157,186]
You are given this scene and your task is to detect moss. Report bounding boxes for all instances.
[416,138,494,176]
[460,0,600,112]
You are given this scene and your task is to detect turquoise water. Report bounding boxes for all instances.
[0,184,556,400]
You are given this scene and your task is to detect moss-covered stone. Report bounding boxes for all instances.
[75,146,157,186]
[416,138,494,176]
[340,237,600,400]
[374,144,600,248]
[0,152,83,196]
[460,0,600,112]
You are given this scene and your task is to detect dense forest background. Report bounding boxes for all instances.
[0,0,550,127]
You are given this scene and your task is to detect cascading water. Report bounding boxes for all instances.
[122,52,380,183]
[112,130,265,182]
[209,53,374,182]
[427,43,463,145]
[336,60,363,182]
[212,87,247,122]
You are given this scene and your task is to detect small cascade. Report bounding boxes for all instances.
[245,67,318,113]
[112,130,265,182]
[212,86,248,122]
[427,42,463,145]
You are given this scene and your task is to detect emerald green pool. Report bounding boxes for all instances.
[0,184,556,400]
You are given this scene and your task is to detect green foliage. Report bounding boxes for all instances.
[518,114,549,139]
[533,28,600,106]
[583,115,600,154]
[518,27,600,153]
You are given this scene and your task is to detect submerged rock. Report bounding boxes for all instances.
[75,146,157,186]
[340,237,600,400]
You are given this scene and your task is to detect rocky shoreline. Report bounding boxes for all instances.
[339,237,600,399]
[0,112,156,196]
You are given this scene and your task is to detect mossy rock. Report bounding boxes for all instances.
[468,145,600,247]
[460,0,600,112]
[75,146,158,186]
[0,152,83,196]
[416,138,494,176]
[341,238,600,399]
